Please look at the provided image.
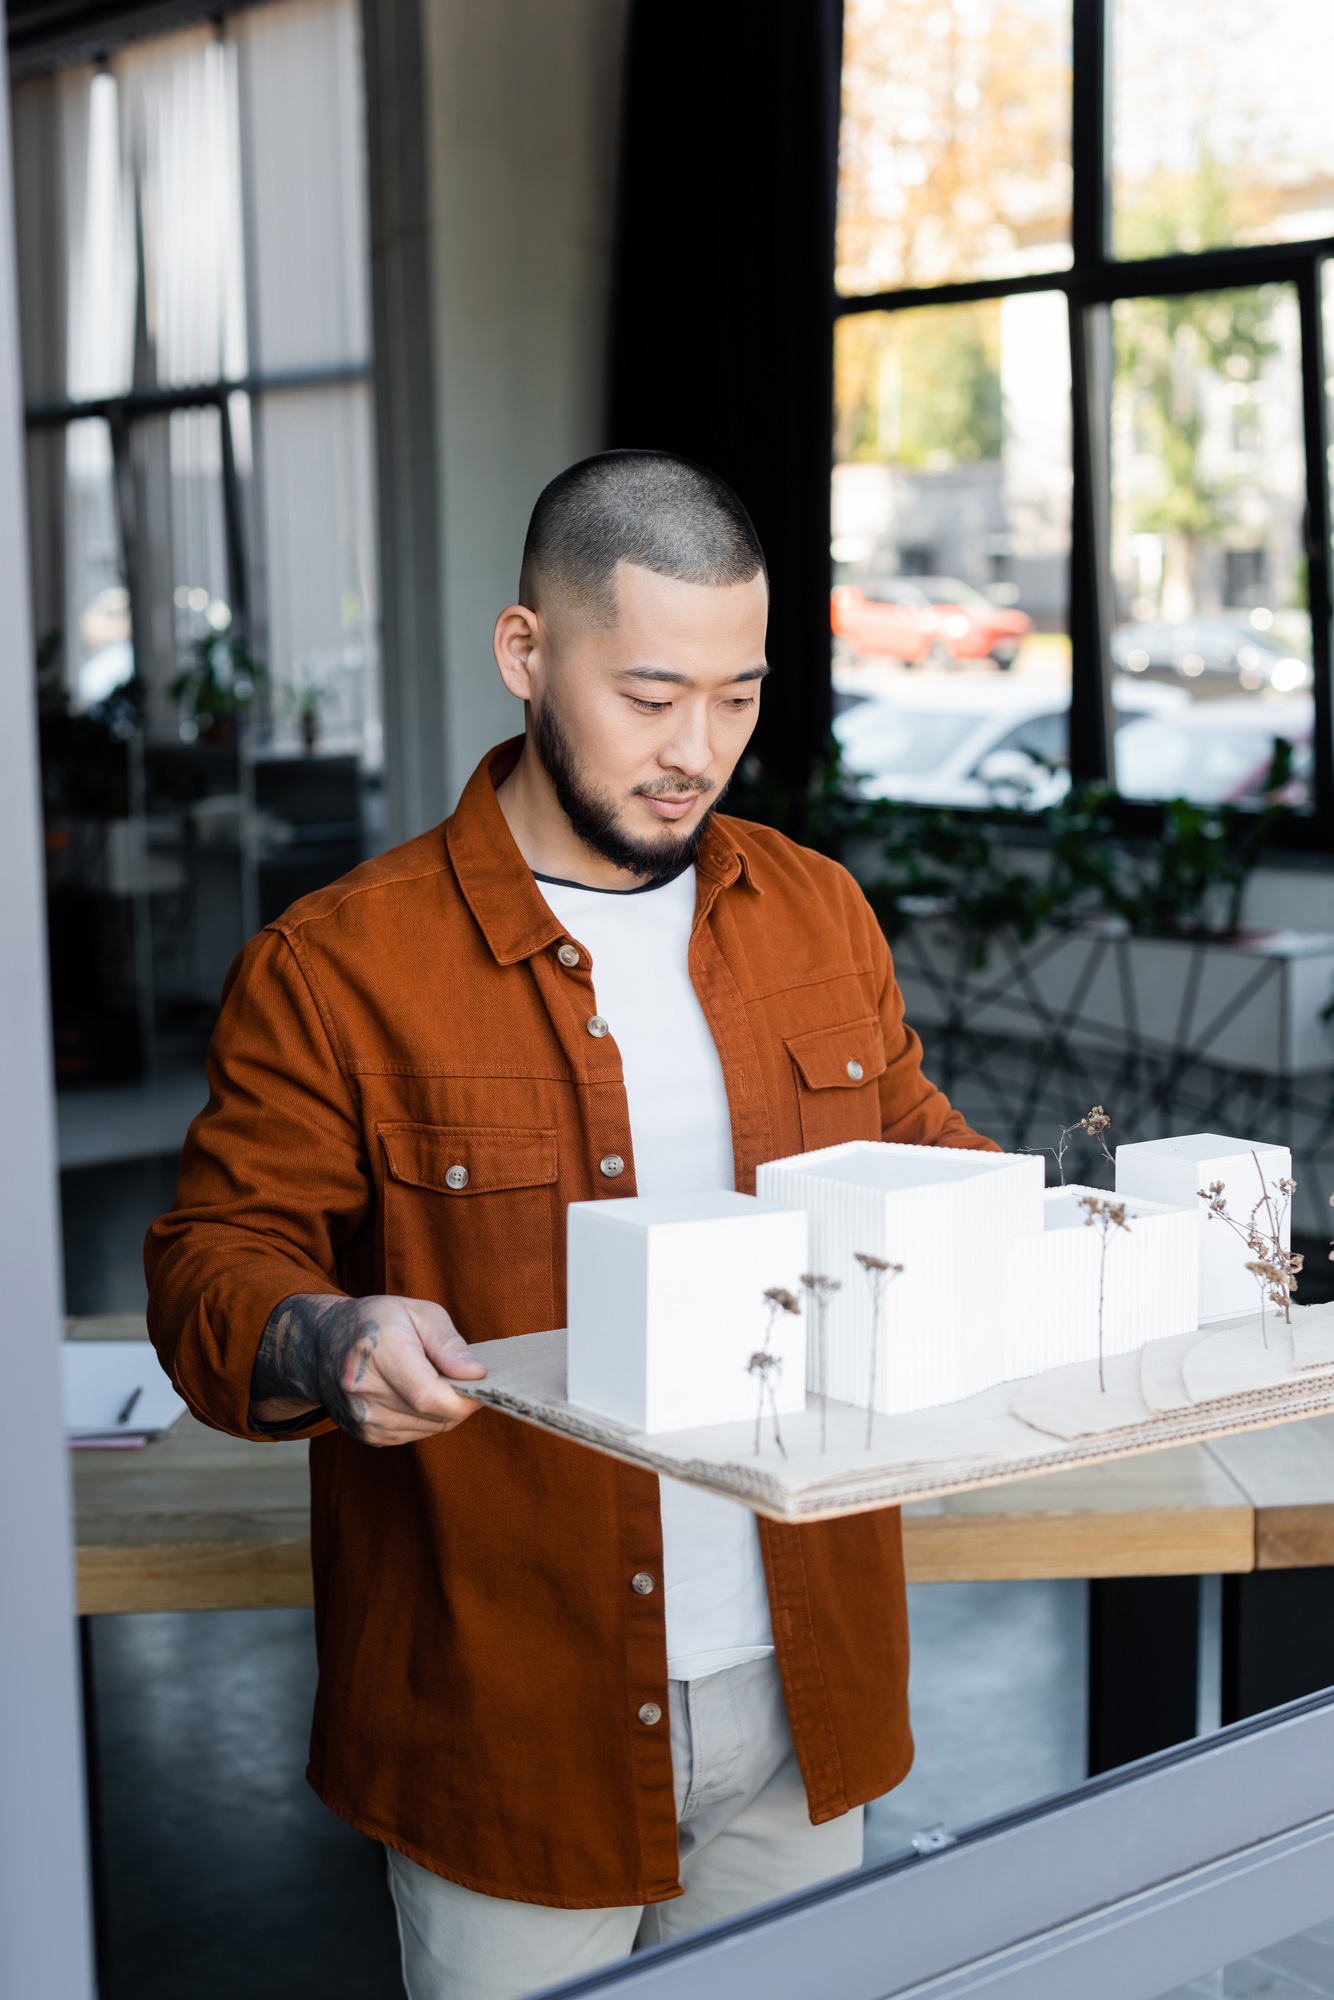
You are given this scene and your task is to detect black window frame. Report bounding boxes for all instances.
[833,0,1334,854]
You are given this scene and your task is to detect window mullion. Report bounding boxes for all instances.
[1068,296,1115,784]
[1298,262,1334,831]
[1070,0,1110,274]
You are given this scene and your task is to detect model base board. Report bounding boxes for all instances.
[462,1304,1334,1523]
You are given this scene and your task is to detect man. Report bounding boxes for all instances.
[146,451,996,2000]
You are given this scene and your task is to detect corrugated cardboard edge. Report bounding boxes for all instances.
[465,1335,1334,1523]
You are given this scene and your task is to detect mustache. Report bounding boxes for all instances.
[628,776,716,798]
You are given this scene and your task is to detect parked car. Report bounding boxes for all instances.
[899,576,1033,667]
[832,674,1185,810]
[831,579,945,666]
[1113,697,1313,807]
[832,576,1032,669]
[1110,615,1312,695]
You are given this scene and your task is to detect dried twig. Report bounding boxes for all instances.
[1079,1194,1130,1391]
[800,1272,841,1452]
[1198,1155,1301,1344]
[854,1252,903,1448]
[1048,1105,1114,1187]
[748,1286,800,1457]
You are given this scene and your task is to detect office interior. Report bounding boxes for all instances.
[11,0,1334,1994]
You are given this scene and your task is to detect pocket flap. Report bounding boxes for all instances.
[784,1018,886,1092]
[378,1123,558,1195]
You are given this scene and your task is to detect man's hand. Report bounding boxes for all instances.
[249,1293,488,1445]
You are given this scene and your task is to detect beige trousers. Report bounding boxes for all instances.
[387,1655,864,2000]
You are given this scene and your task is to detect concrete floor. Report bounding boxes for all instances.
[89,1609,402,2000]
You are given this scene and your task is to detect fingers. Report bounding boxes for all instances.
[334,1295,487,1447]
[409,1301,489,1381]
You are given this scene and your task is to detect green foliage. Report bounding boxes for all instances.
[835,302,1003,469]
[729,738,1292,956]
[1115,283,1278,553]
[169,632,267,726]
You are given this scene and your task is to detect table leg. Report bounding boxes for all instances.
[79,1615,109,1993]
[1088,1577,1201,1774]
[1221,1569,1334,1722]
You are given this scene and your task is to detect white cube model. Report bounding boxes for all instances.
[565,1192,809,1434]
[1003,1185,1199,1380]
[1115,1134,1292,1323]
[757,1141,1045,1412]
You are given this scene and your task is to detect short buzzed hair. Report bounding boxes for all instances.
[519,450,767,625]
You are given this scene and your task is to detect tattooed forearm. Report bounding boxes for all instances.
[250,1293,382,1434]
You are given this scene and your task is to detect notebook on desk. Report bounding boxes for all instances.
[62,1339,186,1447]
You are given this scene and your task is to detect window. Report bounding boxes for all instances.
[835,0,1334,837]
[14,0,378,1074]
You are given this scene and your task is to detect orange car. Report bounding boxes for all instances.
[832,576,1031,668]
[831,580,945,665]
[902,575,1031,668]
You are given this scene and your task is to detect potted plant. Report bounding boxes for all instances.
[169,627,266,747]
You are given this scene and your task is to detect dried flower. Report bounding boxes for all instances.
[854,1252,903,1449]
[747,1346,786,1458]
[749,1285,800,1457]
[1079,1194,1131,1391]
[1197,1153,1299,1340]
[1048,1105,1115,1186]
[800,1272,841,1453]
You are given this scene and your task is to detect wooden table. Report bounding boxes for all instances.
[70,1318,1334,1774]
[70,1318,1334,1615]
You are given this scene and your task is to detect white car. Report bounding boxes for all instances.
[833,673,1187,810]
[1113,697,1314,807]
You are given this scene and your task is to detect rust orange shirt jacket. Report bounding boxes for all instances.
[145,739,997,1910]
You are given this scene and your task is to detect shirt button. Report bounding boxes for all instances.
[600,1154,624,1178]
[631,1572,655,1594]
[557,943,580,968]
[445,1164,469,1190]
[587,1015,609,1038]
[846,1059,864,1081]
[638,1702,662,1726]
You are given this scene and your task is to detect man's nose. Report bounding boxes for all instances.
[661,704,713,778]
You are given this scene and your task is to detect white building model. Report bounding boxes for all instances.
[566,1192,809,1433]
[565,1134,1293,1432]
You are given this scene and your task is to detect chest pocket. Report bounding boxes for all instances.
[784,1018,887,1153]
[377,1123,559,1342]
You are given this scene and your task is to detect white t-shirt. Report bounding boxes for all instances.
[537,865,776,1681]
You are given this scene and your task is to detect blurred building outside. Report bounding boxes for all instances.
[832,0,1333,819]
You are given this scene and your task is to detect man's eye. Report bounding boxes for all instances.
[628,696,671,714]
[724,696,756,711]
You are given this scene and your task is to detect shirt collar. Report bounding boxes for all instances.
[445,738,757,965]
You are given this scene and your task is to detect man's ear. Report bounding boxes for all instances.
[493,604,543,699]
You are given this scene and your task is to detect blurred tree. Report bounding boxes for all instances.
[836,302,1002,467]
[1113,274,1280,616]
[837,0,1072,295]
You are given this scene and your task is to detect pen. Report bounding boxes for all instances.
[116,1386,143,1427]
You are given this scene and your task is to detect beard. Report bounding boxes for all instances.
[529,694,723,882]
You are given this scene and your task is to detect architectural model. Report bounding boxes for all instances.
[564,1131,1300,1440]
[566,1191,808,1433]
[1115,1135,1293,1320]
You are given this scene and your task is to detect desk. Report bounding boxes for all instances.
[70,1317,1334,1612]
